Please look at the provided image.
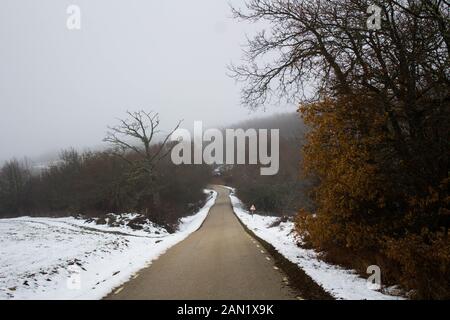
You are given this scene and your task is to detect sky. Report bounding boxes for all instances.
[0,0,296,163]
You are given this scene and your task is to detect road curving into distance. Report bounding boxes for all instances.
[106,185,299,300]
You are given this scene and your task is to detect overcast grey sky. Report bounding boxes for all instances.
[0,0,296,163]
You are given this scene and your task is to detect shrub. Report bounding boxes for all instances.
[0,149,212,226]
[296,96,450,299]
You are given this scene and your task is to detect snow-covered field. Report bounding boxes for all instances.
[0,189,217,300]
[225,186,404,300]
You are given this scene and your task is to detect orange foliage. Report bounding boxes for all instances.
[296,95,450,299]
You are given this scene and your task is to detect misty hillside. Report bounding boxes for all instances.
[227,112,307,140]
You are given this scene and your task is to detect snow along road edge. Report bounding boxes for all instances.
[0,189,217,300]
[224,186,404,300]
[99,188,218,299]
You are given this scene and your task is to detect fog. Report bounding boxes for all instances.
[0,0,296,163]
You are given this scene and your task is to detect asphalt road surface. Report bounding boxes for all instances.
[106,185,299,300]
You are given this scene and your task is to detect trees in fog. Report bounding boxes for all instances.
[223,113,314,215]
[104,110,182,209]
[0,112,211,227]
[0,160,31,215]
[104,111,181,179]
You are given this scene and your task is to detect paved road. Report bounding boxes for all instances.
[106,185,298,300]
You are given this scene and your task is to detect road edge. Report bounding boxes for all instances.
[225,189,334,300]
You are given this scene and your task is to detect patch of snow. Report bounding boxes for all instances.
[226,186,404,300]
[67,213,170,238]
[0,189,217,300]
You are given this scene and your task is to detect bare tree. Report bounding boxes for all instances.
[231,0,449,106]
[104,110,181,185]
[230,0,449,185]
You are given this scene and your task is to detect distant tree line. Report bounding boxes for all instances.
[0,111,212,229]
[222,113,315,216]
